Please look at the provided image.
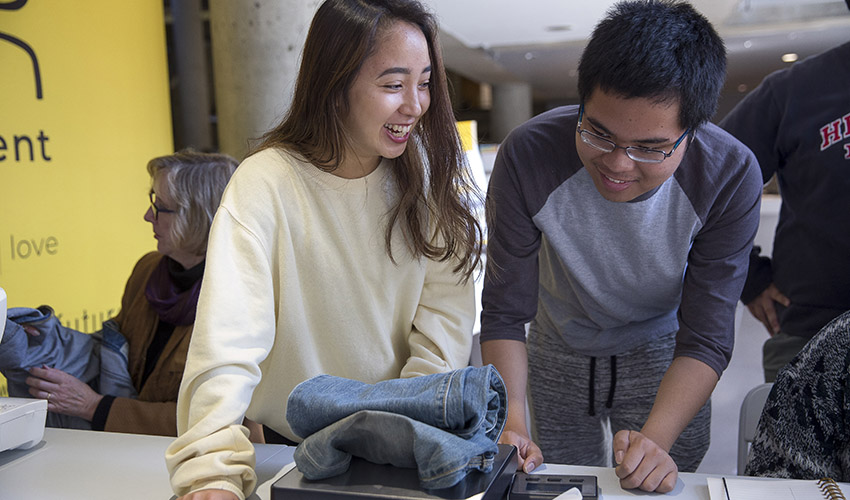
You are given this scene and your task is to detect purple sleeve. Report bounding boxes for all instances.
[719,75,784,306]
[674,141,763,376]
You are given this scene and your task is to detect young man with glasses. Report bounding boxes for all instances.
[480,0,762,493]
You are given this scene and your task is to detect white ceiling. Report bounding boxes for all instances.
[425,0,850,105]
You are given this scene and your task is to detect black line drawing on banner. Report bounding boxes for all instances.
[1,0,44,100]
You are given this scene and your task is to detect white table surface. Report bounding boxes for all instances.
[0,428,721,499]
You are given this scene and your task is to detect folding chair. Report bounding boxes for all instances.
[737,382,773,474]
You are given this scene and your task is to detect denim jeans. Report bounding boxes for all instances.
[95,319,137,398]
[0,306,137,429]
[286,365,507,489]
[2,306,99,396]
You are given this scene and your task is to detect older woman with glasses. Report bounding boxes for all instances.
[23,150,249,438]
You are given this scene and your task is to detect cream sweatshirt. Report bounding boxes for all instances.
[165,148,475,499]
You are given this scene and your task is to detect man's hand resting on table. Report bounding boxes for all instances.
[499,428,544,473]
[613,430,677,493]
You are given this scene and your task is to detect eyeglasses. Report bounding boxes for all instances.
[149,191,176,220]
[577,104,690,164]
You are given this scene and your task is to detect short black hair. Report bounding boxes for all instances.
[577,0,726,130]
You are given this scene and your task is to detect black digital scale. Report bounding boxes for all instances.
[508,472,598,500]
[272,444,518,500]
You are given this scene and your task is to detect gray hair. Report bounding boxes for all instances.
[147,150,238,256]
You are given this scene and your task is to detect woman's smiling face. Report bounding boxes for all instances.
[339,20,432,178]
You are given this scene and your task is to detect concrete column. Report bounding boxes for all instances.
[171,0,214,152]
[208,0,319,160]
[490,82,533,143]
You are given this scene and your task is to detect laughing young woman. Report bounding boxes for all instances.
[165,1,483,499]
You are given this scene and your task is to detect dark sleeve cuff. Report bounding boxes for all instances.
[741,247,772,304]
[91,395,116,431]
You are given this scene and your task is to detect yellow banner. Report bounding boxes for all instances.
[1,1,173,395]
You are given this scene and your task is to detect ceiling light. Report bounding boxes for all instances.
[781,53,799,63]
[545,25,571,32]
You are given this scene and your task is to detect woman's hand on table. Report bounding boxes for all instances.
[500,427,544,473]
[25,365,103,421]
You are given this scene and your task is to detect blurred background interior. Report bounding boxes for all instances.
[164,0,850,155]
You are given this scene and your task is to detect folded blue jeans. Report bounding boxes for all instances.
[286,365,507,489]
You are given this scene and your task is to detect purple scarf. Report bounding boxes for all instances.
[144,256,204,326]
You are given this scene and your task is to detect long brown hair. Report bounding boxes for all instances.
[254,0,482,281]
